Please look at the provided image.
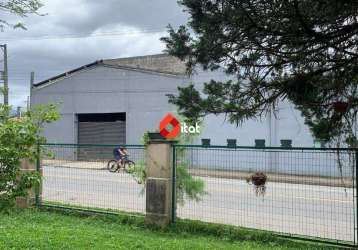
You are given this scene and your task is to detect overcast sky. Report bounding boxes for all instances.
[0,0,188,108]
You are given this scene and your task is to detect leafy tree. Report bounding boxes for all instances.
[0,95,59,211]
[0,0,43,30]
[161,0,358,146]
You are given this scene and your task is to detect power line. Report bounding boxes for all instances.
[6,70,230,78]
[0,28,167,42]
[6,74,230,81]
[10,89,179,94]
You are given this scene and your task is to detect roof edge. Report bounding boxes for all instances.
[105,53,168,61]
[33,57,188,88]
[101,63,187,77]
[33,61,101,87]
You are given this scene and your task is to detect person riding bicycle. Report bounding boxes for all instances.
[113,146,129,165]
[108,147,135,176]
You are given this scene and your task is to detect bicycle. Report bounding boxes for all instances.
[107,157,135,173]
[107,157,144,184]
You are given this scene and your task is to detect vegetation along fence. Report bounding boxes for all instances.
[37,143,357,247]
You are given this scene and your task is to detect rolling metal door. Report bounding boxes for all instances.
[78,121,126,160]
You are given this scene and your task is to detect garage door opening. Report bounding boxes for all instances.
[77,113,126,160]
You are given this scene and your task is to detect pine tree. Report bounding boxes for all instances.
[161,0,358,146]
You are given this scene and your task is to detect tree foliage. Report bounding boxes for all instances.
[130,119,207,205]
[0,0,43,30]
[0,102,59,211]
[162,0,358,146]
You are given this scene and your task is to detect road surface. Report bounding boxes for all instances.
[42,166,356,242]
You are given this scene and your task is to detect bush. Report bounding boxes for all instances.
[0,102,59,212]
[130,127,207,205]
[175,163,206,205]
[128,160,207,205]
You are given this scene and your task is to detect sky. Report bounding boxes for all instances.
[0,0,189,108]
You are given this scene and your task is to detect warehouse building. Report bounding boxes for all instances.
[31,54,315,147]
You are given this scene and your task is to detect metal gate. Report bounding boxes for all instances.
[78,121,126,160]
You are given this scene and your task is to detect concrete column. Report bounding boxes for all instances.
[15,159,38,208]
[145,139,175,227]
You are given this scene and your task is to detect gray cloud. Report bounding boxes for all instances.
[0,0,189,107]
[54,0,188,33]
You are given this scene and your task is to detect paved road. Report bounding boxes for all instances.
[42,166,356,242]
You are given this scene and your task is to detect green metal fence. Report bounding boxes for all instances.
[38,143,146,215]
[36,143,358,247]
[172,144,357,246]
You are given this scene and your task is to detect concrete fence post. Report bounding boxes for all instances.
[15,159,38,208]
[145,138,176,227]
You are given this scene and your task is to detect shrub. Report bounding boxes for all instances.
[131,119,207,205]
[128,160,207,205]
[0,102,59,212]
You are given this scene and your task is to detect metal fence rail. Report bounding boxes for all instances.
[37,143,357,246]
[40,144,146,214]
[173,145,357,245]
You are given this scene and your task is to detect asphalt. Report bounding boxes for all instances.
[42,165,356,243]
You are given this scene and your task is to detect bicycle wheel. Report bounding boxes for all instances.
[123,160,135,172]
[107,160,119,173]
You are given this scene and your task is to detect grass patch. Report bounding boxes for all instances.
[0,208,350,250]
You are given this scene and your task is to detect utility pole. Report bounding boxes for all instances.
[0,44,8,105]
[17,106,21,117]
[29,71,35,110]
[26,96,30,111]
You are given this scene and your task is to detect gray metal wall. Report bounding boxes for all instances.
[31,65,186,145]
[31,64,316,147]
[31,63,335,175]
[186,148,354,177]
[189,69,315,147]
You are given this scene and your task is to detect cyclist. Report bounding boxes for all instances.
[113,146,129,166]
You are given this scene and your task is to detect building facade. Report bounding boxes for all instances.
[31,54,315,147]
